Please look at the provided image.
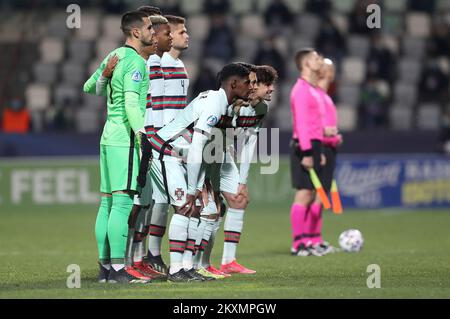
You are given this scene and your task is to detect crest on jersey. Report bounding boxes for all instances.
[206,115,219,127]
[174,188,185,201]
[131,70,142,82]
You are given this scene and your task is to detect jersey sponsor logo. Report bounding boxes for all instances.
[174,188,185,201]
[131,70,142,82]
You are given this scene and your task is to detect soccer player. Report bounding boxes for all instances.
[127,14,173,278]
[146,14,190,274]
[196,65,278,275]
[87,10,164,280]
[83,11,155,283]
[289,48,325,257]
[307,57,342,254]
[149,63,253,282]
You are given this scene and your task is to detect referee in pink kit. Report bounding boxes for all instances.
[289,48,325,257]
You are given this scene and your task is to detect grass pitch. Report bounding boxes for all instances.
[1,203,449,299]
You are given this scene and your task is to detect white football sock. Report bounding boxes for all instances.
[168,214,189,274]
[222,208,245,265]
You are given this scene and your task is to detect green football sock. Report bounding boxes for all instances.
[108,193,133,264]
[95,196,112,263]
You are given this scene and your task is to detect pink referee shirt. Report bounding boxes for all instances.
[316,87,340,148]
[290,78,323,152]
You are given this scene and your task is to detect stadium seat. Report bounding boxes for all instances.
[402,37,426,60]
[76,13,100,40]
[186,15,210,42]
[417,104,441,130]
[393,83,417,108]
[337,83,360,107]
[285,0,306,13]
[389,105,413,130]
[332,0,355,14]
[398,58,422,85]
[236,36,259,61]
[406,13,431,38]
[295,14,321,40]
[102,15,123,41]
[230,0,252,14]
[445,12,450,26]
[240,15,266,39]
[25,84,50,111]
[331,14,349,34]
[96,39,119,60]
[341,57,366,84]
[437,0,450,11]
[39,37,64,63]
[33,62,58,85]
[255,0,272,12]
[68,39,93,63]
[384,0,407,12]
[179,0,204,15]
[273,36,289,57]
[336,105,357,131]
[46,13,71,38]
[54,85,79,107]
[382,13,404,36]
[0,24,21,42]
[61,61,86,86]
[347,35,370,59]
[290,36,314,53]
[75,107,101,133]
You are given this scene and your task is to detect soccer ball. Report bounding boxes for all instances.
[339,229,364,252]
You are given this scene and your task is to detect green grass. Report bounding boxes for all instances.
[1,204,450,298]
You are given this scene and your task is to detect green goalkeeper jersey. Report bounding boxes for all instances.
[84,45,149,147]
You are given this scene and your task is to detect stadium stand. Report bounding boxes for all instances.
[0,0,448,135]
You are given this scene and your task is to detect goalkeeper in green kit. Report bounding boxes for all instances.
[83,11,155,283]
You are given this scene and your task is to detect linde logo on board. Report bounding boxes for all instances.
[5,169,98,205]
[336,162,401,196]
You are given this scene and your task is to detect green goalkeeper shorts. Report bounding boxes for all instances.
[99,144,139,194]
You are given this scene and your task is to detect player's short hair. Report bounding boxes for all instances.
[294,48,315,72]
[121,11,149,37]
[165,15,185,25]
[217,63,251,85]
[137,5,162,16]
[236,62,258,73]
[256,65,278,85]
[150,15,169,27]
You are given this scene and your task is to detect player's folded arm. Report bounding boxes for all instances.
[83,59,108,96]
[123,60,147,135]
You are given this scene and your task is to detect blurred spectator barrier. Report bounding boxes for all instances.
[1,154,449,210]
